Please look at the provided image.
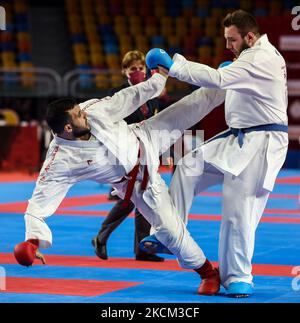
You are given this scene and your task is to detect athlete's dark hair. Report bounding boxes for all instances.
[46,97,77,134]
[222,10,260,38]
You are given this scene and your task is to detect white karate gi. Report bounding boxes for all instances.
[24,73,225,269]
[168,34,289,287]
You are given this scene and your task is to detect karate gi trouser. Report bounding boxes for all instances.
[169,142,270,287]
[114,88,225,269]
[126,176,207,269]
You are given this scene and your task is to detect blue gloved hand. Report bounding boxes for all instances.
[146,48,174,70]
[218,61,233,68]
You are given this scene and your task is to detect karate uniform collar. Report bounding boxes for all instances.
[252,34,269,48]
[239,34,268,58]
[54,134,102,148]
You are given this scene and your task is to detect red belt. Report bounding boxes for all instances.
[122,148,148,208]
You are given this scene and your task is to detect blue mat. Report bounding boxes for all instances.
[0,169,299,303]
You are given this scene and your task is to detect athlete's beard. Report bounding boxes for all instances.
[72,125,91,138]
[237,39,250,56]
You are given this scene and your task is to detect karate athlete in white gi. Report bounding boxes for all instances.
[14,70,226,295]
[144,10,288,297]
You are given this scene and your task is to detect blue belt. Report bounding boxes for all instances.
[209,124,288,148]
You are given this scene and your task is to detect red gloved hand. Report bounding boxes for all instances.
[14,239,46,266]
[129,70,146,85]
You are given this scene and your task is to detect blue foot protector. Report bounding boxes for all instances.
[226,282,253,298]
[139,234,173,255]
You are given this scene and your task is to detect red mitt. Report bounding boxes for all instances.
[14,239,39,267]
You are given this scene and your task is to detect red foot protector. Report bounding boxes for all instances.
[14,240,38,267]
